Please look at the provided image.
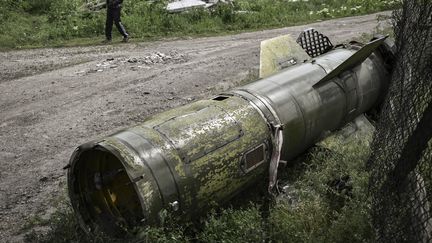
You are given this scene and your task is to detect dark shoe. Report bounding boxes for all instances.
[102,39,112,44]
[122,36,129,43]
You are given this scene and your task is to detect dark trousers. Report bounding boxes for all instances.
[105,7,128,40]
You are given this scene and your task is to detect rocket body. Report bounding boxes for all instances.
[67,40,391,235]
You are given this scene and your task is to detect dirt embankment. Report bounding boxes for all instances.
[0,12,391,241]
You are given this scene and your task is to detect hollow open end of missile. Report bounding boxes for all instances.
[69,147,144,236]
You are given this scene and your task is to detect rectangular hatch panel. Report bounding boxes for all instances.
[154,106,242,163]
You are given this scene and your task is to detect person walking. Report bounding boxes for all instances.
[104,0,128,43]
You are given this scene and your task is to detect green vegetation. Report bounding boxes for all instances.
[270,134,373,243]
[0,0,399,49]
[24,129,374,242]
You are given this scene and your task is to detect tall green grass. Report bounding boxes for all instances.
[0,0,399,49]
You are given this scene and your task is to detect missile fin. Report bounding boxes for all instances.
[260,34,310,78]
[314,36,388,87]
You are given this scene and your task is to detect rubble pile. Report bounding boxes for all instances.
[125,51,187,65]
[80,51,188,75]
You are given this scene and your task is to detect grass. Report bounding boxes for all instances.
[0,0,400,50]
[269,133,374,242]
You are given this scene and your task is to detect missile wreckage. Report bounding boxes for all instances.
[66,29,395,236]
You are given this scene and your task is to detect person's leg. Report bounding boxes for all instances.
[112,7,128,39]
[105,8,114,41]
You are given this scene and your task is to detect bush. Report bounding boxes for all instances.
[268,130,374,242]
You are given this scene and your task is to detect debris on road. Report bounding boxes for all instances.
[80,51,188,75]
[167,0,207,12]
[167,0,234,13]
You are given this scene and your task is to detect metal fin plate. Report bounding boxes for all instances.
[314,36,388,87]
[259,34,310,79]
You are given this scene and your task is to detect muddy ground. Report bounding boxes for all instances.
[0,12,391,242]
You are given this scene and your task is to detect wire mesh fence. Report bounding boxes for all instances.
[367,1,432,242]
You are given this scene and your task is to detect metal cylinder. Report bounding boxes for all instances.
[67,45,390,235]
[231,47,389,160]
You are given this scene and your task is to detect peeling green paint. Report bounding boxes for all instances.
[116,96,272,214]
[101,139,143,174]
[181,97,270,209]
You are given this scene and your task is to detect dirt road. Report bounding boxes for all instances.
[0,12,391,241]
